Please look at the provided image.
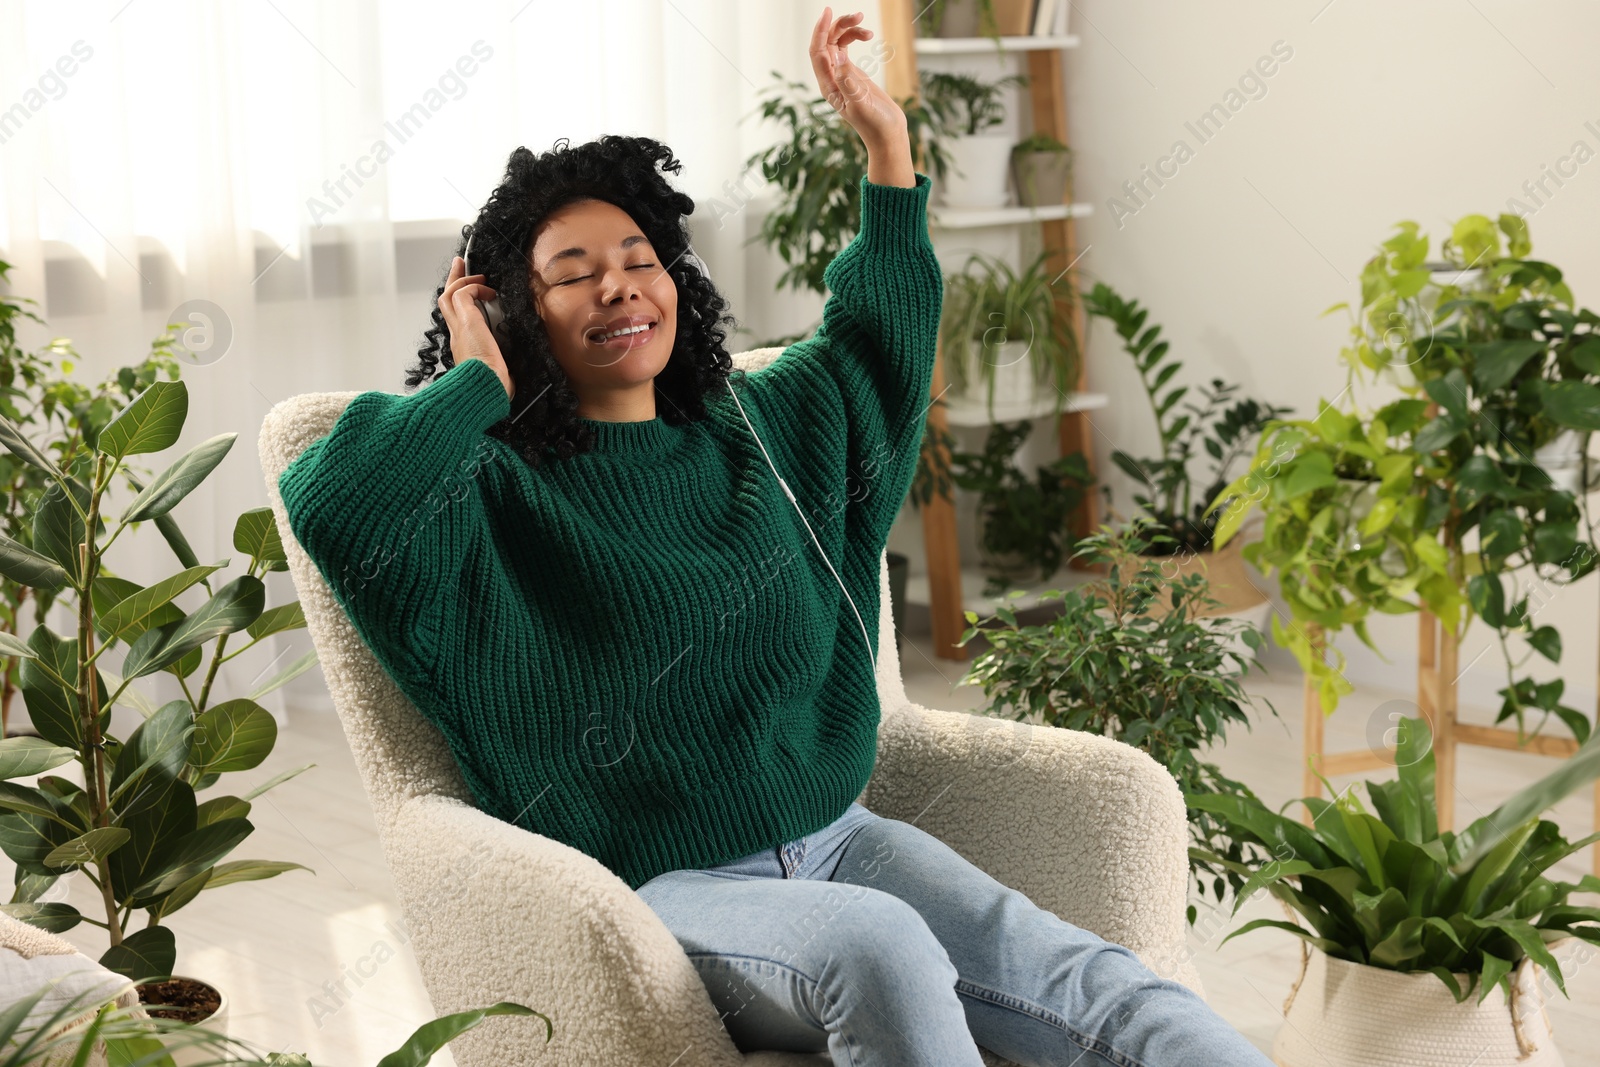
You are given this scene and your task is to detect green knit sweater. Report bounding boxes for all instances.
[278,171,942,890]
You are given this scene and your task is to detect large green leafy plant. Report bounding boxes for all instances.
[1212,398,1451,713]
[0,368,316,983]
[0,259,189,738]
[1330,212,1600,744]
[1,981,543,1066]
[956,523,1278,920]
[741,71,954,305]
[1083,281,1289,555]
[1189,714,1600,1004]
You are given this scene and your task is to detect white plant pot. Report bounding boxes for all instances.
[1275,949,1563,1066]
[147,976,229,1066]
[1534,429,1589,494]
[940,132,1014,209]
[956,338,1038,411]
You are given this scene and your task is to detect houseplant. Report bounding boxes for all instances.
[918,70,1029,208]
[740,70,955,303]
[0,370,317,1034]
[913,0,1003,41]
[956,522,1279,919]
[1189,713,1600,1065]
[1320,211,1600,743]
[1081,281,1289,617]
[940,250,1081,420]
[946,420,1093,594]
[1010,132,1072,208]
[2,977,545,1067]
[0,260,188,740]
[1210,397,1451,713]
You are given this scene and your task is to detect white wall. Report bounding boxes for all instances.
[1046,0,1600,724]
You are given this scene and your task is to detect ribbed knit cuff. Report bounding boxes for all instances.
[411,357,512,438]
[855,171,934,255]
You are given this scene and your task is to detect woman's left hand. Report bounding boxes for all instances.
[810,7,908,148]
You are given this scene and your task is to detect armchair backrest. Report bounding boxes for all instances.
[259,348,907,841]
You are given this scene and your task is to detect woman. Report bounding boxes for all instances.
[279,8,1273,1065]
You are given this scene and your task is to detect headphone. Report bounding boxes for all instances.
[460,235,876,676]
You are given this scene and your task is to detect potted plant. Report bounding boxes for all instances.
[913,0,1002,40]
[2,976,546,1067]
[1189,713,1600,1066]
[1210,397,1450,713]
[0,362,317,1044]
[1010,133,1073,208]
[957,522,1280,920]
[919,71,1029,208]
[946,420,1093,595]
[1081,281,1290,620]
[0,260,189,740]
[1323,211,1600,743]
[940,250,1081,420]
[740,71,955,304]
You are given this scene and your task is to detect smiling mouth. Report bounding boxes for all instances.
[588,321,658,347]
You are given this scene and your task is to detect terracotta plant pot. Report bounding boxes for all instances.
[1274,949,1564,1066]
[1124,534,1269,619]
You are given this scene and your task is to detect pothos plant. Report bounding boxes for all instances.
[1211,398,1453,714]
[1323,212,1600,742]
[0,372,317,984]
[956,522,1279,920]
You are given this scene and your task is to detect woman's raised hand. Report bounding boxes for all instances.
[810,7,907,148]
[439,254,515,401]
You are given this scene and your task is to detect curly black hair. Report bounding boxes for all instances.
[404,135,744,466]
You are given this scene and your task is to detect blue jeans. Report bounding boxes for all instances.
[636,801,1272,1067]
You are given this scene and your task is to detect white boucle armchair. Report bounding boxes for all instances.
[258,347,1206,1067]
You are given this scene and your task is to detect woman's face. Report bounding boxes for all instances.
[527,198,678,404]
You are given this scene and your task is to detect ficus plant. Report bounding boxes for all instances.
[0,373,317,983]
[1189,714,1600,1005]
[956,522,1279,920]
[0,258,189,739]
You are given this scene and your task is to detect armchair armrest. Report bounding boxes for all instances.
[860,701,1205,997]
[385,794,751,1067]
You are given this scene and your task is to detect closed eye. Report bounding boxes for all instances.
[558,263,657,286]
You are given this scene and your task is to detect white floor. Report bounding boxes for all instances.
[26,628,1600,1065]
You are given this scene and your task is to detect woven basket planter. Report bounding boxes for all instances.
[1274,947,1564,1066]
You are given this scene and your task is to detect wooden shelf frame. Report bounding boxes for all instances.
[880,1,1097,661]
[1300,617,1600,876]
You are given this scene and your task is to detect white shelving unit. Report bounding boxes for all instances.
[930,201,1093,229]
[940,389,1108,428]
[913,34,1081,54]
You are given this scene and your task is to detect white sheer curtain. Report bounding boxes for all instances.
[0,0,857,724]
